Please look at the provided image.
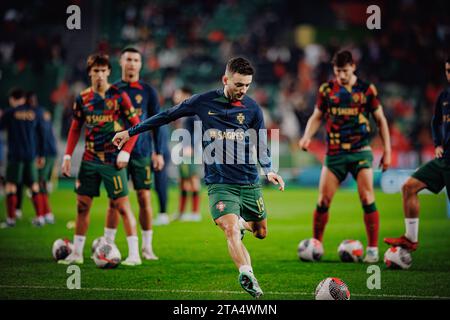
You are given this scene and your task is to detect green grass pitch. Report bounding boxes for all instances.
[1,185,449,300]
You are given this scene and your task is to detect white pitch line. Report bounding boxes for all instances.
[1,284,449,300]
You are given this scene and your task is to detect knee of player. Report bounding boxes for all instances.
[137,190,151,207]
[222,223,240,238]
[109,199,120,210]
[77,201,90,215]
[30,183,40,193]
[5,183,17,194]
[359,192,374,206]
[318,196,332,208]
[402,180,417,196]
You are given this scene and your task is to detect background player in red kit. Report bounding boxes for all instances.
[299,50,391,263]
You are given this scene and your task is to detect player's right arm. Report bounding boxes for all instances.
[113,95,198,149]
[298,83,327,151]
[298,108,323,151]
[62,97,84,177]
[431,92,444,158]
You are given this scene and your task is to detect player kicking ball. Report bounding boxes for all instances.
[112,57,285,298]
[60,53,142,266]
[299,50,391,263]
[385,57,450,251]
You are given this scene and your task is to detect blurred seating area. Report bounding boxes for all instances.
[1,0,450,177]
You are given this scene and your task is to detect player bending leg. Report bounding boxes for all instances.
[299,50,391,263]
[385,57,450,251]
[59,53,141,265]
[112,57,285,298]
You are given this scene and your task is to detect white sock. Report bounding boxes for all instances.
[142,230,153,250]
[6,217,15,224]
[104,228,117,244]
[405,218,419,242]
[239,264,253,274]
[74,235,86,256]
[127,236,140,259]
[366,246,378,252]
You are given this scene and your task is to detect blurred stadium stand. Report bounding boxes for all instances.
[1,0,449,186]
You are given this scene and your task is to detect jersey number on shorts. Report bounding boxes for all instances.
[256,197,265,213]
[113,176,123,194]
[145,166,151,184]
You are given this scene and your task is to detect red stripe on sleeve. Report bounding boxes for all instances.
[65,119,82,156]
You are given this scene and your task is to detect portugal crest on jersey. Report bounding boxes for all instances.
[237,113,245,125]
[135,94,143,104]
[105,99,115,109]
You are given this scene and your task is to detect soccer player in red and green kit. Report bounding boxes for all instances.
[59,53,142,265]
[299,50,391,263]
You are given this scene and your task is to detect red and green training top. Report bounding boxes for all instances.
[316,78,381,156]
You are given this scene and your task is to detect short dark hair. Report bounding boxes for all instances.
[179,85,193,95]
[86,53,112,73]
[8,87,25,100]
[332,50,354,67]
[121,47,141,56]
[226,57,254,76]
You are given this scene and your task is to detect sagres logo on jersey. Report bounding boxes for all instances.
[237,113,245,125]
[135,94,143,104]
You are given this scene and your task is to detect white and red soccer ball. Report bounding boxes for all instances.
[384,246,412,269]
[93,242,121,269]
[315,277,351,300]
[297,238,324,262]
[337,240,364,262]
[52,238,73,261]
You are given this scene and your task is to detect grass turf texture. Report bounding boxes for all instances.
[0,185,449,300]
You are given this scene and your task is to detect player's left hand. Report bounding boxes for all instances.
[267,172,285,191]
[152,153,165,171]
[379,151,391,172]
[112,130,130,149]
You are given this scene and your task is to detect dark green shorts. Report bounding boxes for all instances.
[179,162,200,179]
[412,158,450,199]
[325,151,373,183]
[6,160,38,185]
[127,157,152,190]
[76,161,128,199]
[207,184,267,222]
[39,156,56,182]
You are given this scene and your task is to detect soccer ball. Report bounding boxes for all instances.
[91,236,106,257]
[93,243,121,269]
[315,277,351,300]
[384,246,412,269]
[337,240,364,262]
[297,238,324,262]
[52,238,73,261]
